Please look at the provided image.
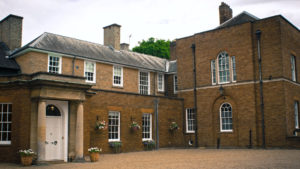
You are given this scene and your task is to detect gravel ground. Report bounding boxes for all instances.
[1,149,300,169]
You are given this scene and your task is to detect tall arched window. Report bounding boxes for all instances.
[220,103,232,132]
[218,52,230,83]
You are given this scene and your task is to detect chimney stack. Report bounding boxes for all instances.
[219,2,232,24]
[0,14,23,51]
[103,23,121,50]
[120,43,129,51]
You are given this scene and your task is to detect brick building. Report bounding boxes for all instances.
[171,2,300,148]
[0,2,299,163]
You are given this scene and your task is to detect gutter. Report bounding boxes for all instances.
[191,43,199,147]
[256,30,266,148]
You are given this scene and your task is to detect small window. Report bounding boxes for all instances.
[186,108,195,133]
[139,71,150,95]
[231,56,236,82]
[48,55,61,74]
[46,105,61,116]
[291,55,297,82]
[174,75,178,93]
[0,103,12,145]
[108,111,120,142]
[142,113,152,141]
[84,61,96,83]
[157,73,164,92]
[218,52,230,84]
[295,101,299,129]
[211,60,216,85]
[113,66,123,87]
[220,103,233,132]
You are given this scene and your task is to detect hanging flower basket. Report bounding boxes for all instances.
[95,120,107,131]
[130,121,141,131]
[19,149,35,166]
[169,122,179,131]
[88,147,101,162]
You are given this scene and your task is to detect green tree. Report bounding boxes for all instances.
[132,37,170,59]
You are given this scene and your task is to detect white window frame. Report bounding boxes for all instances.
[295,101,299,129]
[157,73,164,92]
[220,103,233,132]
[84,61,96,83]
[218,52,230,84]
[211,60,216,85]
[113,65,123,87]
[0,103,12,145]
[142,113,152,141]
[174,74,178,93]
[291,55,297,82]
[231,56,236,82]
[48,55,62,74]
[186,108,195,133]
[139,71,150,95]
[108,111,120,142]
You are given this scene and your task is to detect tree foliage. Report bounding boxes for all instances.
[132,37,170,59]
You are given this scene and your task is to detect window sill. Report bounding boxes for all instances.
[186,131,195,134]
[112,85,123,89]
[220,130,233,133]
[108,140,121,142]
[85,81,96,84]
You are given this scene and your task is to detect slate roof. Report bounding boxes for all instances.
[11,32,168,72]
[217,11,259,29]
[0,41,20,70]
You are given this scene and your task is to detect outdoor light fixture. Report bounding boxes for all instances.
[50,105,55,111]
[219,85,224,96]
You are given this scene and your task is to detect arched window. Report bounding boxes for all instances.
[46,105,61,116]
[218,52,230,83]
[220,103,232,131]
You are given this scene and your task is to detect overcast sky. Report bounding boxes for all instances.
[1,0,299,49]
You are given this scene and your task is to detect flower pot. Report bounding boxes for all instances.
[20,155,33,166]
[89,152,100,162]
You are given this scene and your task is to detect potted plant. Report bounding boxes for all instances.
[19,149,35,166]
[169,122,179,131]
[95,120,107,131]
[88,147,101,162]
[130,121,141,131]
[109,141,122,153]
[143,140,155,151]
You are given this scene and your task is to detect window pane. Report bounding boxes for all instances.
[220,103,232,131]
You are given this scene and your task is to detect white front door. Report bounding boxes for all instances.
[46,116,62,160]
[45,100,68,161]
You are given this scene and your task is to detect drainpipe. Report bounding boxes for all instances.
[72,56,76,75]
[256,30,266,148]
[154,98,159,149]
[191,43,198,148]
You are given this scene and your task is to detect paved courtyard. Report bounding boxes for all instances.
[1,149,300,169]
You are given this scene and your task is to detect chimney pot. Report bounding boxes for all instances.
[120,43,129,51]
[219,2,232,24]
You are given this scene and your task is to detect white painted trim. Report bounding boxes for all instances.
[219,103,233,132]
[112,65,123,87]
[84,60,96,83]
[174,74,178,94]
[178,78,300,93]
[142,113,152,141]
[45,100,68,162]
[231,56,236,83]
[48,55,62,74]
[138,71,150,95]
[0,103,12,145]
[185,108,195,133]
[211,60,216,85]
[108,111,120,142]
[157,73,165,92]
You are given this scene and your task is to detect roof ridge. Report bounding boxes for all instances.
[218,11,259,28]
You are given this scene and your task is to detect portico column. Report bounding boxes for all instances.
[75,101,84,160]
[37,99,46,161]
